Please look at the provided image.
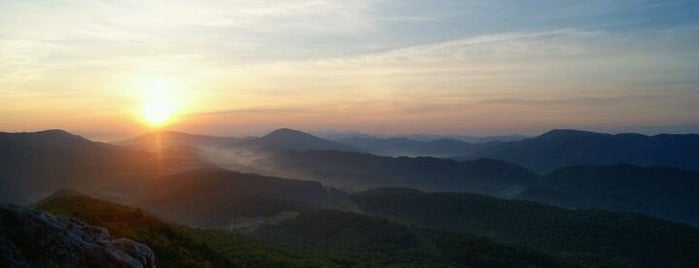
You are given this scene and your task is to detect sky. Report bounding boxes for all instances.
[1,0,698,140]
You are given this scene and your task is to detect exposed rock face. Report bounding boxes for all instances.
[0,204,155,268]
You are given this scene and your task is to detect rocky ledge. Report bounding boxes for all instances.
[0,204,155,268]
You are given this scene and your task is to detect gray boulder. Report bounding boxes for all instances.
[0,204,155,268]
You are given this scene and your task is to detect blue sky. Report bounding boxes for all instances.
[1,0,698,138]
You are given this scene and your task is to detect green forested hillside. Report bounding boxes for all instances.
[254,209,581,268]
[34,190,332,267]
[32,189,594,267]
[519,164,699,225]
[32,188,699,267]
[350,188,699,267]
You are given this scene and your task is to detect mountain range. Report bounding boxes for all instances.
[2,127,699,266]
[117,128,699,173]
[3,128,699,226]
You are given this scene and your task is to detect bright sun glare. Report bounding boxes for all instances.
[141,81,177,127]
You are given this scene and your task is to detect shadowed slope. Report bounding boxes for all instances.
[0,130,211,204]
[134,168,348,228]
[518,164,699,225]
[259,150,540,197]
[337,136,487,156]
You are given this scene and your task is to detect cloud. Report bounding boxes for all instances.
[188,106,310,117]
[1,0,698,135]
[477,95,672,107]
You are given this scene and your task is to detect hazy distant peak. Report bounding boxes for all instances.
[23,129,86,140]
[0,129,93,147]
[261,128,333,143]
[264,128,314,138]
[34,129,72,135]
[541,129,601,136]
[254,128,362,152]
[538,129,611,139]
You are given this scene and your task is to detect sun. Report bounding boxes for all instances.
[141,85,176,127]
[143,100,173,126]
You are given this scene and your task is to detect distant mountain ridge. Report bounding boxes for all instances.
[457,129,699,172]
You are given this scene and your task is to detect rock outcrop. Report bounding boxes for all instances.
[0,204,155,268]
